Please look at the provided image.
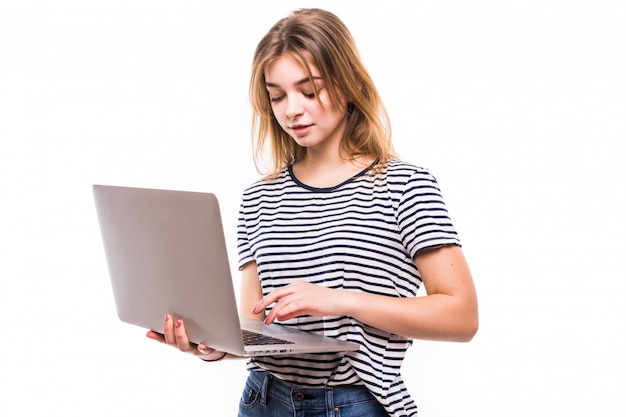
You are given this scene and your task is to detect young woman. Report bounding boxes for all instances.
[148,8,478,417]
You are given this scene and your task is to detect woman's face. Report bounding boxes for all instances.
[264,55,347,153]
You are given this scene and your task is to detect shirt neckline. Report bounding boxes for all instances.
[288,159,379,192]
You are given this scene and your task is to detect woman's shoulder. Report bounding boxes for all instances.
[241,168,291,196]
[382,158,435,179]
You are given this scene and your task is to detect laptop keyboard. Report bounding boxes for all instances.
[241,329,295,346]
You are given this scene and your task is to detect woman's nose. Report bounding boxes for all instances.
[285,95,304,119]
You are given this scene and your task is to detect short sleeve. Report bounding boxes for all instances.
[236,202,255,269]
[395,168,461,258]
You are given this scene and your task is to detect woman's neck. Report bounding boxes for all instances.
[292,154,375,189]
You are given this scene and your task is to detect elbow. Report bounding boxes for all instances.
[455,296,479,342]
[458,321,478,342]
[425,314,478,342]
[456,315,479,342]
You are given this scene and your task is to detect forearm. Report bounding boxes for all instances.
[252,246,478,341]
[342,290,478,342]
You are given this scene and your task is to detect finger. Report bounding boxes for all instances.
[163,314,176,345]
[268,301,302,324]
[264,300,289,325]
[174,319,195,352]
[146,330,166,343]
[260,286,303,324]
[263,309,277,325]
[252,287,289,314]
[197,344,215,355]
[252,295,274,315]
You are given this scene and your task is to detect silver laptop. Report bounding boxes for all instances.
[93,184,359,357]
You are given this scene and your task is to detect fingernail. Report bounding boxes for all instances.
[164,314,170,322]
[198,347,209,354]
[175,320,182,329]
[252,302,259,313]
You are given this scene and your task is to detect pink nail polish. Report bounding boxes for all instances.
[164,314,170,322]
[175,320,182,328]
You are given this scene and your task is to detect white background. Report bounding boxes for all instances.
[1,1,625,416]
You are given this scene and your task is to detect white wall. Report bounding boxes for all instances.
[1,1,624,416]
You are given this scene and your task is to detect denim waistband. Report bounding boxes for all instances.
[248,370,375,410]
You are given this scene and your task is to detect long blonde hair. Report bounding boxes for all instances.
[250,8,395,177]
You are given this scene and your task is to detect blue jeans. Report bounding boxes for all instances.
[238,370,389,417]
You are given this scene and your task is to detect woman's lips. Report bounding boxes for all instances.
[290,124,312,136]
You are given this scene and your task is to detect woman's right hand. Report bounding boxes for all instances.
[146,314,228,362]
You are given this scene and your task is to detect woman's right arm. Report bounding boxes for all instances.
[239,261,265,321]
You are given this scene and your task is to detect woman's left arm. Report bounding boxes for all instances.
[349,244,478,341]
[256,245,478,342]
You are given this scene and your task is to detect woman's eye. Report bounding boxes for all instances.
[270,95,285,102]
[304,86,323,99]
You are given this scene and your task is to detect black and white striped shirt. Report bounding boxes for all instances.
[237,159,460,416]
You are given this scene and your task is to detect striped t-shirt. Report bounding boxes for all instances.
[236,159,460,417]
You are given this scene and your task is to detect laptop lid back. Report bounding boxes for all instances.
[93,185,246,355]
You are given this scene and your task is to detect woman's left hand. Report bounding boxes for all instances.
[252,281,344,324]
